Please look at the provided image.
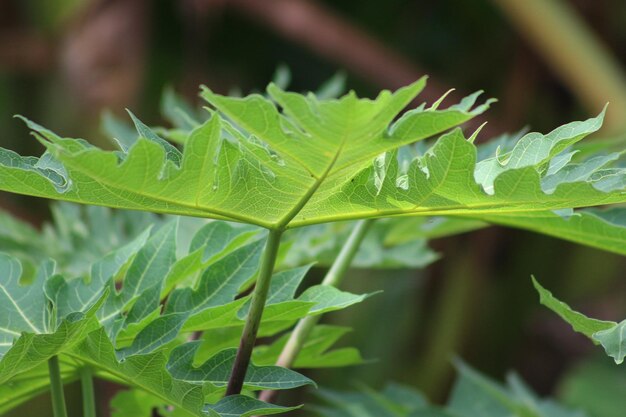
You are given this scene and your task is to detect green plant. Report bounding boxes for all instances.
[311,362,588,417]
[1,78,625,416]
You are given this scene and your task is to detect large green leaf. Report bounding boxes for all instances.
[4,82,625,248]
[140,86,626,262]
[0,80,494,229]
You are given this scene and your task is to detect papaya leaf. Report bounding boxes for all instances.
[0,80,495,229]
[114,87,626,264]
[4,84,624,248]
[0,254,106,383]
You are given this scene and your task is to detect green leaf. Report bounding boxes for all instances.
[532,277,625,364]
[253,325,364,368]
[448,362,588,417]
[447,361,521,417]
[206,396,299,417]
[0,255,50,342]
[166,240,264,315]
[0,255,105,383]
[474,111,605,193]
[70,328,207,415]
[5,83,624,240]
[167,343,314,391]
[300,114,615,227]
[110,388,297,417]
[473,207,626,257]
[312,362,586,417]
[531,277,615,338]
[0,80,494,230]
[2,214,375,416]
[298,285,371,315]
[313,383,428,417]
[0,202,159,277]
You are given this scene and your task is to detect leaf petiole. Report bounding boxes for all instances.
[226,229,284,396]
[259,219,374,403]
[48,356,69,417]
[80,366,97,417]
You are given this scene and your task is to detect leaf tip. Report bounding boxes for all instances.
[468,121,488,143]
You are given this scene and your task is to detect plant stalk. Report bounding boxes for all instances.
[80,367,97,417]
[259,219,373,403]
[48,356,69,417]
[226,229,284,396]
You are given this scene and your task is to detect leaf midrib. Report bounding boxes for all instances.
[277,101,357,229]
[290,193,622,228]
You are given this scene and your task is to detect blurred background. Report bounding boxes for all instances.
[1,0,626,416]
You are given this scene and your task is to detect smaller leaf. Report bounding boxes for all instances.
[532,277,625,364]
[167,343,315,391]
[253,325,364,368]
[531,277,614,338]
[298,285,372,315]
[206,396,300,417]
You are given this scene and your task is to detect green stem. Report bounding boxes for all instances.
[226,229,284,396]
[48,356,68,417]
[258,219,374,403]
[80,367,97,417]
